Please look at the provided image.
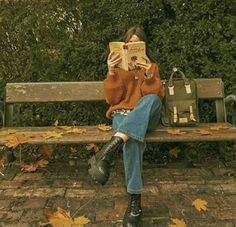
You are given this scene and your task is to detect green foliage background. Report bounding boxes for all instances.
[0,0,235,162]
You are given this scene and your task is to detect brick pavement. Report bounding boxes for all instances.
[0,159,236,227]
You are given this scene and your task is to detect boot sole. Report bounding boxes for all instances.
[88,156,109,185]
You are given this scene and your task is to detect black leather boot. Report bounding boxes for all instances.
[123,194,142,227]
[88,136,123,185]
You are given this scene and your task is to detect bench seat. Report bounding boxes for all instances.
[0,123,235,145]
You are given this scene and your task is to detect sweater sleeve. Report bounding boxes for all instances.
[103,69,125,105]
[140,64,164,98]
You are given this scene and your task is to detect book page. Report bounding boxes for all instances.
[109,42,125,69]
[126,41,146,71]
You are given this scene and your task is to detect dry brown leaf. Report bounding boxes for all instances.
[192,198,208,211]
[37,159,49,168]
[65,128,87,134]
[21,163,38,172]
[40,207,90,227]
[5,134,32,148]
[210,125,229,130]
[21,159,48,172]
[169,147,180,158]
[167,129,186,135]
[97,124,112,131]
[169,218,186,227]
[86,143,99,153]
[43,131,63,139]
[195,129,212,135]
[0,129,17,136]
[39,145,53,159]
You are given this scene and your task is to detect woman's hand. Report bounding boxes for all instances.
[107,52,122,75]
[136,56,153,78]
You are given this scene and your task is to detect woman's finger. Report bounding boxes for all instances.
[142,56,151,64]
[110,53,121,61]
[109,57,122,67]
[108,51,115,60]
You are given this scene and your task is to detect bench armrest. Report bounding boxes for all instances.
[225,94,236,126]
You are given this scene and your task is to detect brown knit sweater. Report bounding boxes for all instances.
[103,63,164,118]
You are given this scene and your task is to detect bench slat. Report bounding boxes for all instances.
[0,123,235,145]
[5,79,224,103]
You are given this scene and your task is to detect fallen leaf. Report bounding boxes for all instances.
[74,216,90,225]
[167,129,186,135]
[169,147,180,158]
[195,129,212,135]
[0,129,17,136]
[192,198,208,211]
[97,124,112,131]
[65,128,87,134]
[169,218,186,227]
[39,145,53,159]
[21,163,38,172]
[5,134,32,148]
[40,207,90,227]
[43,131,63,139]
[57,126,87,134]
[37,159,49,168]
[210,125,229,130]
[86,143,99,153]
[21,159,48,172]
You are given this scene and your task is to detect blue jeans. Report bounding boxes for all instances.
[112,94,162,194]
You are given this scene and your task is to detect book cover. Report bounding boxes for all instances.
[109,41,146,71]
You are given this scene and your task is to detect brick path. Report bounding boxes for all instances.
[0,159,236,227]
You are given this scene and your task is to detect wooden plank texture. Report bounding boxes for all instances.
[0,123,235,145]
[5,79,224,103]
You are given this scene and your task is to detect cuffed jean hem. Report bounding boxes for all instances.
[114,129,144,142]
[127,189,143,194]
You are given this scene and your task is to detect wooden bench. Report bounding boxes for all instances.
[0,78,236,147]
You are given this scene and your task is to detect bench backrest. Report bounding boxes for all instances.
[4,78,226,126]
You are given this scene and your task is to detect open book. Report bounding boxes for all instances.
[109,41,146,71]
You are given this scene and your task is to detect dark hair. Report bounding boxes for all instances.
[121,26,147,43]
[120,26,153,61]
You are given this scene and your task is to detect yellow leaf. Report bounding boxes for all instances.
[5,134,32,148]
[169,218,186,227]
[210,125,229,130]
[0,129,17,136]
[43,131,63,139]
[58,126,87,134]
[169,147,180,158]
[195,129,212,135]
[65,128,87,134]
[97,124,112,131]
[167,129,186,135]
[41,207,90,227]
[74,215,90,225]
[192,198,208,212]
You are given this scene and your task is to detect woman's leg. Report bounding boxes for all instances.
[115,94,162,142]
[123,139,146,194]
[88,94,162,186]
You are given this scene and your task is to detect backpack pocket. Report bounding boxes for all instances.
[168,100,199,126]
